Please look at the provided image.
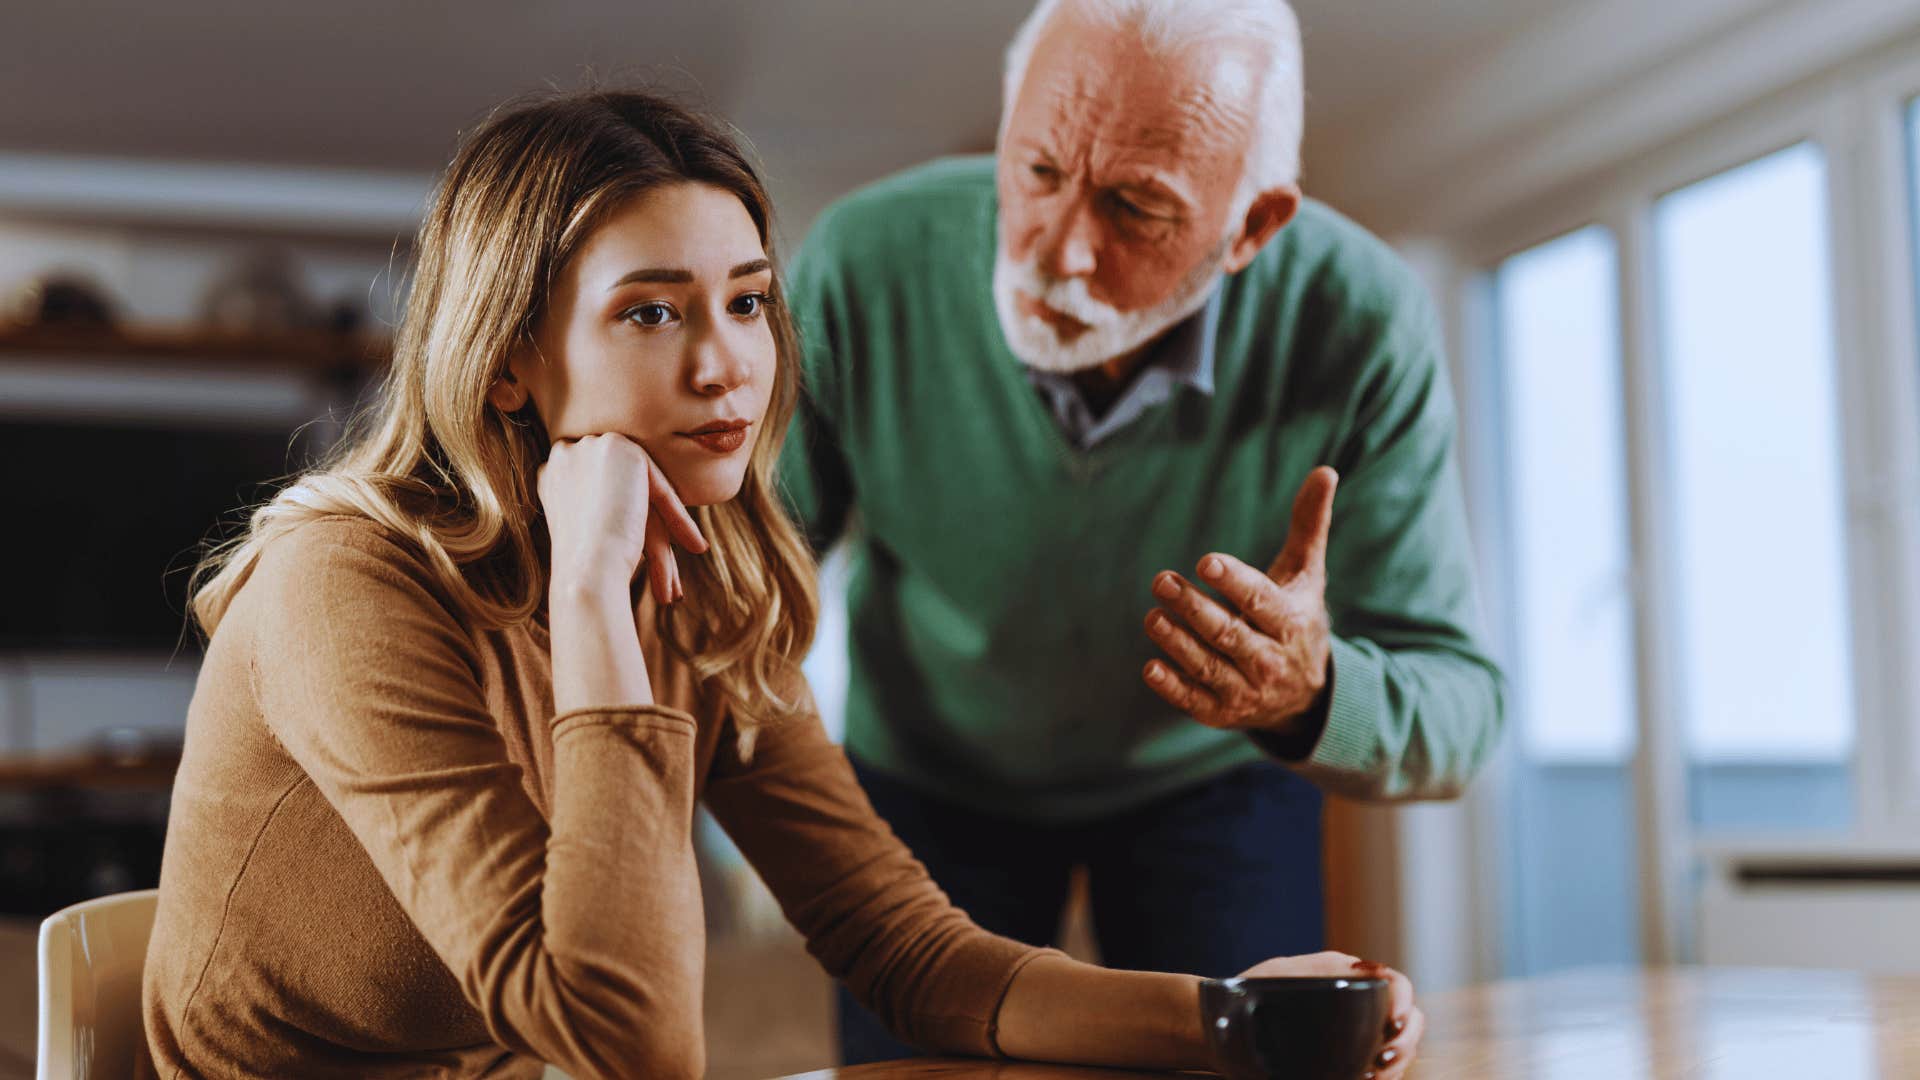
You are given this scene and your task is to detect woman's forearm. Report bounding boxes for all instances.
[549,570,653,714]
[537,569,706,1076]
[994,953,1208,1069]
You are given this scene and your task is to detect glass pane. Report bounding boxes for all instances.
[1493,225,1641,972]
[1653,143,1854,831]
[1909,97,1920,477]
[1498,226,1638,763]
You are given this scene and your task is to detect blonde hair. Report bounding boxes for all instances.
[191,90,818,745]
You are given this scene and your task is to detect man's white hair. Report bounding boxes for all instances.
[1000,0,1305,192]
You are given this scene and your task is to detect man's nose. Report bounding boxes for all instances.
[1037,197,1099,279]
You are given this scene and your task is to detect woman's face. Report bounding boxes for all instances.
[501,181,778,507]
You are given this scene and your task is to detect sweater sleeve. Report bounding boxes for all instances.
[242,520,707,1080]
[702,686,1055,1056]
[1274,297,1508,802]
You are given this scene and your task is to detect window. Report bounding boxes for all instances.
[1461,36,1920,981]
[1492,225,1641,972]
[1653,143,1855,831]
[1497,226,1638,764]
[1906,96,1920,461]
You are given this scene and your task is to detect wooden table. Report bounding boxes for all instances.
[781,967,1920,1079]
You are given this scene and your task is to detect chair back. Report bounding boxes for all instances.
[36,888,160,1080]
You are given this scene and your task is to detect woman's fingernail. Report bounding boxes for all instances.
[1384,1016,1405,1038]
[1147,611,1168,632]
[1375,1048,1398,1069]
[1201,556,1224,579]
[1153,573,1179,600]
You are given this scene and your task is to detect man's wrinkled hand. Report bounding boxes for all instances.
[1142,466,1337,736]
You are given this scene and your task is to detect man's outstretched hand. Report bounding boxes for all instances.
[1142,466,1337,738]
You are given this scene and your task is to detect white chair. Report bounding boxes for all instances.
[35,888,582,1078]
[36,889,159,1080]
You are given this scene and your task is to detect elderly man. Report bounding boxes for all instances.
[780,0,1505,1063]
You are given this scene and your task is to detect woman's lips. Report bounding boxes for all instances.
[678,421,751,454]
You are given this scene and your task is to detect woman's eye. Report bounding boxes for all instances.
[728,292,770,318]
[624,302,677,328]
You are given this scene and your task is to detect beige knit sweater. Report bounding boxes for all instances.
[140,516,1047,1078]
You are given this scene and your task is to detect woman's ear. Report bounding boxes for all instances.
[487,360,531,413]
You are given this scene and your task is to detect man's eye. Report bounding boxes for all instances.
[1029,163,1060,184]
[728,292,770,318]
[624,302,677,327]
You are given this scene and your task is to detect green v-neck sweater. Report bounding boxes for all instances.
[779,156,1504,821]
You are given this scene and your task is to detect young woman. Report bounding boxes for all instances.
[140,90,1425,1079]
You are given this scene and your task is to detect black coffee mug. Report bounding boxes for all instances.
[1199,975,1390,1080]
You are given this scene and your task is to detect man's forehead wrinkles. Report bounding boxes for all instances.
[1043,79,1105,131]
[1075,105,1246,162]
[1165,84,1254,138]
[1035,64,1249,148]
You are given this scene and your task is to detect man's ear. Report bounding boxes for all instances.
[1222,185,1302,273]
[487,356,531,413]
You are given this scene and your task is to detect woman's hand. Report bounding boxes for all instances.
[1237,951,1423,1079]
[539,434,705,714]
[538,434,706,605]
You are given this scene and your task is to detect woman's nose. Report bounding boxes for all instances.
[689,331,751,397]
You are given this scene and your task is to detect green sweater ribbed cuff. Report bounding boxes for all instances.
[1300,635,1383,777]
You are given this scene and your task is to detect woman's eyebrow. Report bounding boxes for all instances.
[609,267,693,289]
[607,258,769,291]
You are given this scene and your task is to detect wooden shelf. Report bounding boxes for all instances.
[0,748,181,792]
[0,322,390,372]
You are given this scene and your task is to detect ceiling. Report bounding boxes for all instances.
[0,1,1584,228]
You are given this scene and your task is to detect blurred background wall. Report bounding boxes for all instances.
[6,0,1920,1076]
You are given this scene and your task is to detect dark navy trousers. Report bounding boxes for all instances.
[836,754,1327,1065]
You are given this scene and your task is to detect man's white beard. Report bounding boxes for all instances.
[992,238,1228,374]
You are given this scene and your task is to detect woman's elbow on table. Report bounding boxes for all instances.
[465,949,707,1080]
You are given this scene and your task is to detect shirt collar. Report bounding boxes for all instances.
[1157,284,1221,396]
[1021,284,1223,449]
